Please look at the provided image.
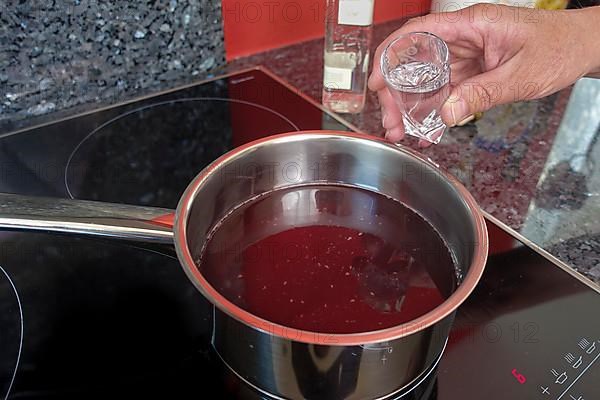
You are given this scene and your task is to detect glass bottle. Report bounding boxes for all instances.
[322,0,374,114]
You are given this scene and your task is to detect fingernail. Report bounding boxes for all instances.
[386,126,404,143]
[456,114,475,126]
[442,97,469,127]
[381,106,387,128]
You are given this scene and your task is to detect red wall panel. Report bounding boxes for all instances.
[223,0,431,60]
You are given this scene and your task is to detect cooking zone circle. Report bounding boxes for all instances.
[64,98,300,207]
[0,264,23,400]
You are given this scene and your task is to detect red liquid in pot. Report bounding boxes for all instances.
[198,185,457,334]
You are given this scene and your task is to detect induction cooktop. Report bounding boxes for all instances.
[0,67,598,400]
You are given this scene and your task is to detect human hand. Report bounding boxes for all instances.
[369,4,600,147]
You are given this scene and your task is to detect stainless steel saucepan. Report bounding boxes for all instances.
[0,131,488,400]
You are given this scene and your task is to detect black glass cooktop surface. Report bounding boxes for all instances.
[0,68,598,400]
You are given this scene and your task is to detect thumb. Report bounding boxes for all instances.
[440,69,512,126]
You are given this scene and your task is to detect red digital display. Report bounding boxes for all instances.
[511,369,527,384]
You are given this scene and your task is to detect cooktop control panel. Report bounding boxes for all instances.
[537,337,598,399]
[438,222,600,400]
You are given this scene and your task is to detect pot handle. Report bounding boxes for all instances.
[0,193,175,244]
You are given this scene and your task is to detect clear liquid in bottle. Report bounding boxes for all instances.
[322,0,374,114]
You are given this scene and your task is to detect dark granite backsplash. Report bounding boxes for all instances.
[0,0,225,131]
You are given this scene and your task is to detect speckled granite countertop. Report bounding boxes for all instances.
[0,0,225,132]
[227,19,600,286]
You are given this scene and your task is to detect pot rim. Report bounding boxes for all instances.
[174,130,488,346]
